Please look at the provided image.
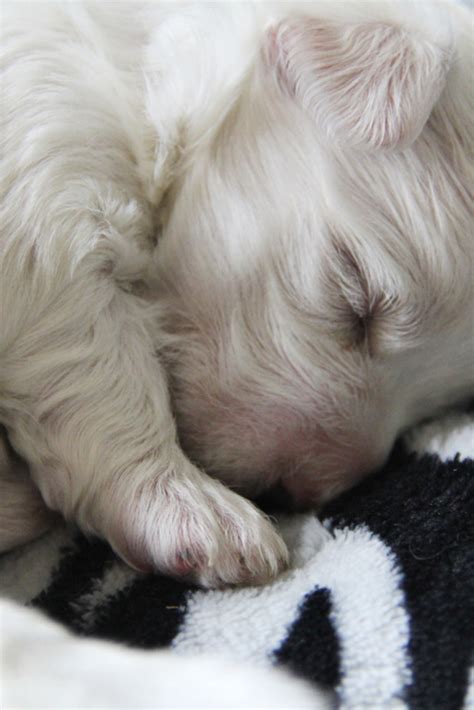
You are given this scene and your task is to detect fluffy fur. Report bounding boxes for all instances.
[0,0,472,587]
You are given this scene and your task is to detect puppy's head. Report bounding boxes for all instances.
[151,1,472,505]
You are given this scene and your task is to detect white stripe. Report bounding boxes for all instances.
[405,413,474,460]
[315,526,411,709]
[71,561,137,632]
[173,518,411,709]
[0,524,74,604]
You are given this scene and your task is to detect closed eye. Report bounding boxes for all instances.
[330,236,422,356]
[329,235,394,357]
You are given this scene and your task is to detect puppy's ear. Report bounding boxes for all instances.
[264,17,452,150]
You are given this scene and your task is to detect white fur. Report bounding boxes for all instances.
[0,1,472,586]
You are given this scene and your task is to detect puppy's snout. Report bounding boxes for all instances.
[278,440,391,508]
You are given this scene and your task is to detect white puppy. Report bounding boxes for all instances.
[0,1,472,587]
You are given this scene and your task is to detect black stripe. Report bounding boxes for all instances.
[31,531,115,632]
[322,454,474,710]
[274,587,340,688]
[88,572,193,648]
[30,528,192,648]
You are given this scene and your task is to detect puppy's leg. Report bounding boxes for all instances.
[3,283,287,587]
[0,429,56,553]
[0,6,286,586]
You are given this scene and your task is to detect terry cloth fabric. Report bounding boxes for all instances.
[1,411,473,709]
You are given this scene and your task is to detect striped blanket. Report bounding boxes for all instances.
[1,411,473,709]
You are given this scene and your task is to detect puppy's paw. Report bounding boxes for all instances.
[181,483,289,588]
[105,461,289,588]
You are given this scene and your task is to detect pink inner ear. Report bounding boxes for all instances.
[266,17,451,151]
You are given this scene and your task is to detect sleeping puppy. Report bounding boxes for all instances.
[0,1,472,587]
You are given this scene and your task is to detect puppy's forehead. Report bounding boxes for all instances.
[158,0,469,335]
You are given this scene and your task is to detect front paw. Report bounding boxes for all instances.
[105,464,289,588]
[184,482,289,588]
